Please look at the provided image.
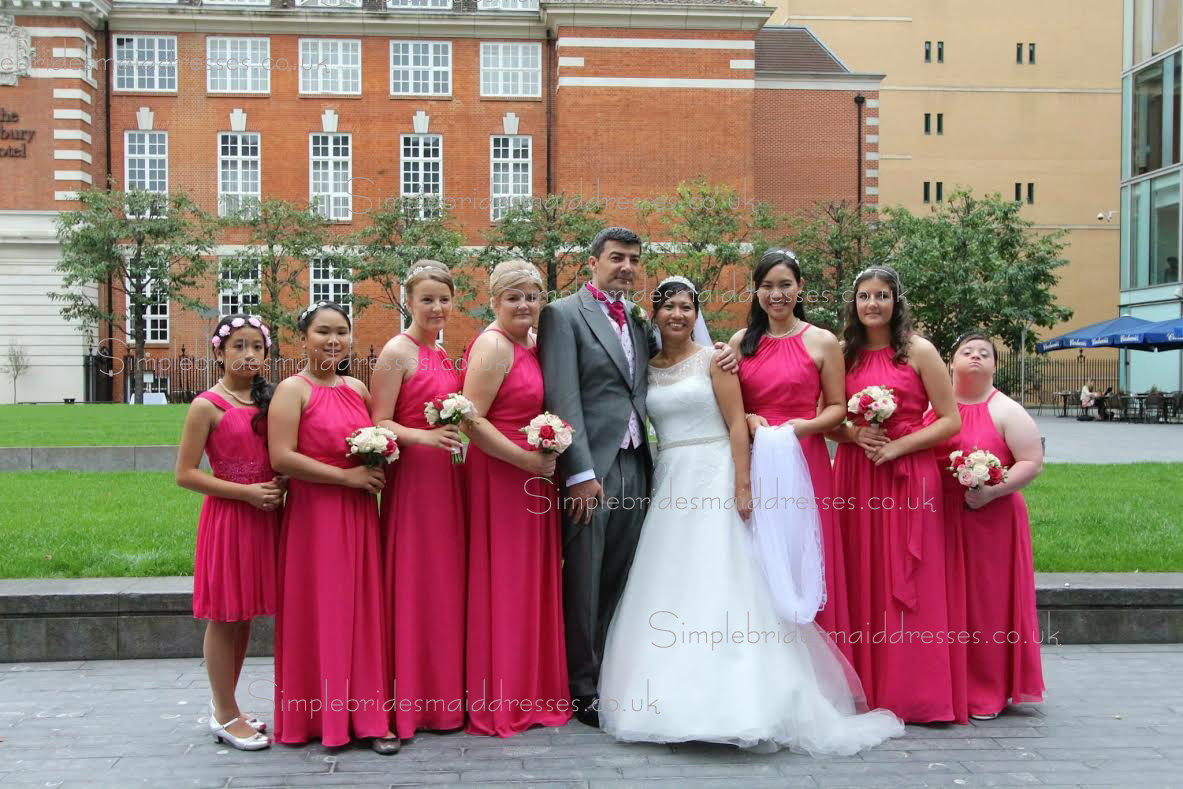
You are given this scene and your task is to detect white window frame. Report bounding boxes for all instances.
[490,135,532,221]
[310,258,353,317]
[388,0,451,8]
[142,374,171,395]
[125,130,168,196]
[203,0,269,5]
[125,276,170,345]
[113,35,178,92]
[219,259,262,317]
[400,134,443,218]
[390,41,452,97]
[207,37,271,94]
[478,0,538,9]
[309,133,353,222]
[480,42,542,98]
[296,0,363,7]
[218,131,262,218]
[299,39,362,96]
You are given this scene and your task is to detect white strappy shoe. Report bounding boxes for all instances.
[209,711,270,751]
[209,699,267,732]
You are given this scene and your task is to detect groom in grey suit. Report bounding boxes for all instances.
[537,227,653,726]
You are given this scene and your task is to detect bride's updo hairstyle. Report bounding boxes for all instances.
[489,259,544,300]
[652,277,699,316]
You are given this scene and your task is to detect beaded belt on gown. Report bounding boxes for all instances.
[656,434,729,451]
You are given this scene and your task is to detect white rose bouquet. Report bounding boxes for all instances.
[424,392,475,465]
[346,426,400,469]
[520,412,574,455]
[846,385,898,427]
[947,448,1008,491]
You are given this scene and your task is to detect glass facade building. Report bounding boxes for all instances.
[1121,0,1183,391]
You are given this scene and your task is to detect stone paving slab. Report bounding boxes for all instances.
[1033,415,1183,464]
[0,645,1180,787]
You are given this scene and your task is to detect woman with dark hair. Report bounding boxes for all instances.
[926,332,1045,720]
[175,314,280,751]
[267,301,400,753]
[599,276,903,754]
[831,267,965,723]
[369,261,467,741]
[732,249,852,659]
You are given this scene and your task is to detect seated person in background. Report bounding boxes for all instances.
[1078,379,1097,421]
[1096,386,1113,421]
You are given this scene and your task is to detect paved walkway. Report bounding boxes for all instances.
[1033,415,1183,463]
[1,645,1180,787]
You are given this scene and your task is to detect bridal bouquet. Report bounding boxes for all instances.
[346,426,400,468]
[947,448,1008,490]
[424,392,475,465]
[846,385,897,427]
[521,412,575,455]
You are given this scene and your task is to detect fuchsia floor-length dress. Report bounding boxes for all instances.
[833,347,965,723]
[928,391,1045,717]
[463,329,571,737]
[380,336,467,738]
[273,376,391,746]
[737,325,853,662]
[191,391,279,622]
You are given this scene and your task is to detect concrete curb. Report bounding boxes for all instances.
[0,446,206,472]
[1,573,1180,662]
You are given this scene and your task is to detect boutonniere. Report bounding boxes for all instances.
[629,303,649,326]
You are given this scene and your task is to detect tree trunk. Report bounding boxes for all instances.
[133,307,146,405]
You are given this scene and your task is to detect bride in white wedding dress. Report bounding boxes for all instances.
[598,277,904,754]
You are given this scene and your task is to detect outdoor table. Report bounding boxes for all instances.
[1057,391,1073,417]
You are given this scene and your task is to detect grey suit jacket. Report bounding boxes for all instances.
[537,286,653,486]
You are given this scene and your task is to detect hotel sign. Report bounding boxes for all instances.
[0,107,34,158]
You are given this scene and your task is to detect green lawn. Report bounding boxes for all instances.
[0,465,1178,578]
[0,404,188,447]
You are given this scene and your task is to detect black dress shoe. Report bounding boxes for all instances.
[572,695,599,728]
[371,736,401,755]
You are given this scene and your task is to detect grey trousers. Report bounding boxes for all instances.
[562,447,651,698]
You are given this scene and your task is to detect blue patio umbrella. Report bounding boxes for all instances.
[1095,316,1183,350]
[1035,316,1154,352]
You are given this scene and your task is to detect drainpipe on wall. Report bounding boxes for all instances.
[854,93,865,265]
[545,27,554,198]
[104,21,114,401]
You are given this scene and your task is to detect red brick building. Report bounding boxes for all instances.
[0,0,880,402]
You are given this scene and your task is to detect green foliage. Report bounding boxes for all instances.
[874,190,1074,354]
[219,198,332,375]
[482,193,606,298]
[53,187,217,402]
[349,200,469,333]
[639,176,778,297]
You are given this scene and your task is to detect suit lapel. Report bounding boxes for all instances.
[626,301,648,390]
[578,287,633,390]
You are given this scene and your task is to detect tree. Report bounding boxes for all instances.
[349,201,468,325]
[219,198,332,379]
[52,188,216,403]
[874,190,1074,354]
[638,176,778,337]
[780,200,880,333]
[2,343,30,404]
[482,193,605,298]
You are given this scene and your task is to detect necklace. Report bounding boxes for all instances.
[766,318,801,339]
[216,381,254,407]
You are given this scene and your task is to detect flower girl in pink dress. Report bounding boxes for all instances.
[176,314,282,751]
[268,301,400,754]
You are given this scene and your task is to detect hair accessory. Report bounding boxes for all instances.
[854,267,899,288]
[657,275,697,294]
[211,336,222,349]
[408,264,443,280]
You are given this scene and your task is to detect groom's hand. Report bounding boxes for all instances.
[566,479,603,525]
[712,342,739,373]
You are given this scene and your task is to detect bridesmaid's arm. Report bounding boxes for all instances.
[868,336,961,466]
[370,338,464,455]
[268,376,359,486]
[710,362,754,520]
[174,398,271,503]
[460,331,543,474]
[794,329,846,437]
[967,396,1044,508]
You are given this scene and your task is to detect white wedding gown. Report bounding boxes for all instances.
[598,346,904,754]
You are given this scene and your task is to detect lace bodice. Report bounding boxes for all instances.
[646,346,729,448]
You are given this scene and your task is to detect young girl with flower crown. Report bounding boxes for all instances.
[176,314,283,751]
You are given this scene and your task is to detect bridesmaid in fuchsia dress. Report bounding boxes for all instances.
[268,301,400,754]
[733,249,853,661]
[461,260,571,737]
[831,267,966,724]
[926,332,1045,720]
[370,261,467,739]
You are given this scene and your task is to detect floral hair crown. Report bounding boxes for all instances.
[298,300,331,325]
[657,275,697,293]
[211,316,271,349]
